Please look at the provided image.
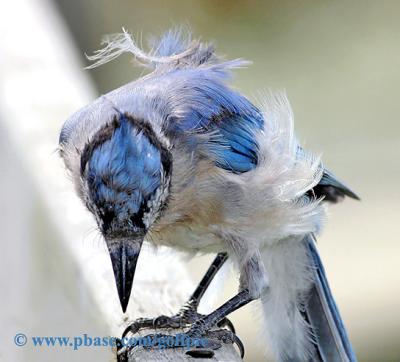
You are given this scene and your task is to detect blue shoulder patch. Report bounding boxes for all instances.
[205,111,263,173]
[170,108,263,174]
[159,69,264,174]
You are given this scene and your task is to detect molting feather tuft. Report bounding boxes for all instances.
[86,27,250,76]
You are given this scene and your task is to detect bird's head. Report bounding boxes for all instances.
[78,113,171,312]
[59,27,238,313]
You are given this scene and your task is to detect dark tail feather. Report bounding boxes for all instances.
[305,234,357,362]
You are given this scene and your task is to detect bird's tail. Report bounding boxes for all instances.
[260,234,357,362]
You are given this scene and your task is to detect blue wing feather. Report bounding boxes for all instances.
[211,112,261,173]
[160,70,264,174]
[305,234,357,362]
[192,110,263,173]
[213,115,262,173]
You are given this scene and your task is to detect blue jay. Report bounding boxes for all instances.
[59,29,359,361]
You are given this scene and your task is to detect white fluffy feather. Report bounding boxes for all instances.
[221,93,325,361]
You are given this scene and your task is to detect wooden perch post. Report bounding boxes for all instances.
[119,327,243,361]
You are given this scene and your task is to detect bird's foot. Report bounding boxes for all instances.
[117,302,241,361]
[176,301,236,333]
[120,303,201,339]
[121,301,235,338]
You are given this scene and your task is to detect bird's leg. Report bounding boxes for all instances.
[122,252,230,337]
[173,252,230,326]
[183,252,228,311]
[180,252,265,358]
[188,289,253,338]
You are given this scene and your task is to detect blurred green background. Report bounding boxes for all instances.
[53,1,400,361]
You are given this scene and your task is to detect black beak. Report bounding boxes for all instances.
[107,239,143,313]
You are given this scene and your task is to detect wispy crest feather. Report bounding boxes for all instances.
[86,27,250,74]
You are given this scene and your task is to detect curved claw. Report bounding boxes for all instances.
[116,341,128,362]
[231,333,245,358]
[206,329,245,358]
[122,318,154,338]
[217,317,236,334]
[122,324,137,339]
